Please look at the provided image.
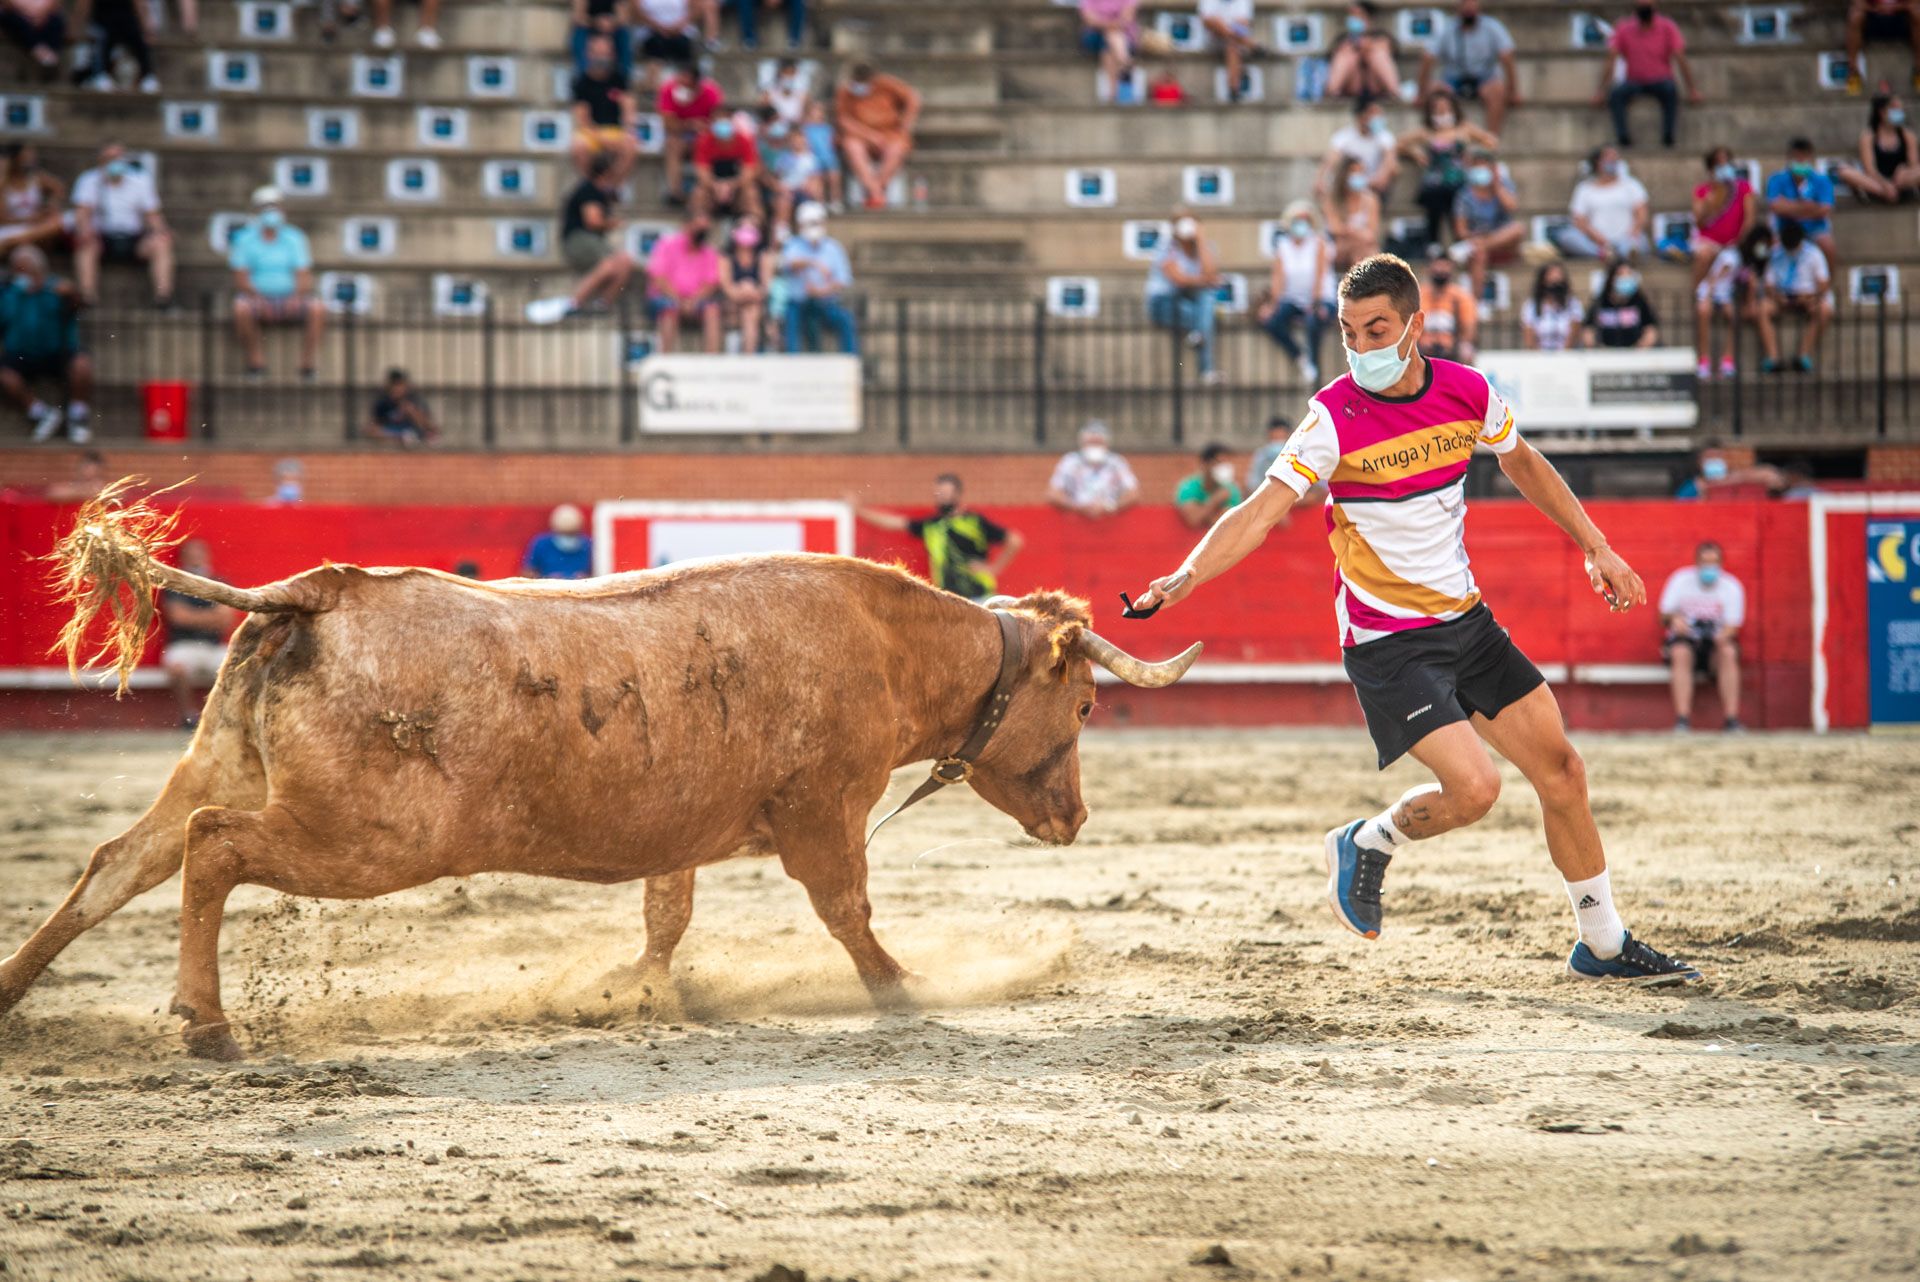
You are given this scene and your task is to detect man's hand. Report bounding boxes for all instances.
[1584,545,1645,613]
[1130,568,1195,613]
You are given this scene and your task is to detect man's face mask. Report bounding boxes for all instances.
[259,207,285,229]
[801,224,826,244]
[1081,443,1110,465]
[553,533,584,553]
[1468,165,1494,187]
[848,80,872,97]
[1702,457,1730,481]
[105,159,129,180]
[712,119,736,142]
[1209,462,1235,486]
[1789,160,1814,179]
[1288,219,1313,239]
[1698,563,1722,586]
[1345,13,1367,35]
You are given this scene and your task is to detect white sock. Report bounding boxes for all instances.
[1566,870,1626,958]
[26,399,50,418]
[1353,785,1438,855]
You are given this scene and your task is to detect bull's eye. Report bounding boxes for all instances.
[1077,702,1094,721]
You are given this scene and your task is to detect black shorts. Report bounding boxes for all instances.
[1865,10,1910,42]
[1,350,77,380]
[101,231,143,261]
[1342,603,1546,769]
[639,29,693,62]
[1662,630,1734,677]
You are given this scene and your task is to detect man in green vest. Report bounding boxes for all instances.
[854,473,1024,600]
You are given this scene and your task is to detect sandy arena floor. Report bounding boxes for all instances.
[1,728,1916,1282]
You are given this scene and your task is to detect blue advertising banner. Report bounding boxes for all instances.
[1866,518,1920,724]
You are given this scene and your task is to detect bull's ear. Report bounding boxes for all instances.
[1046,622,1085,678]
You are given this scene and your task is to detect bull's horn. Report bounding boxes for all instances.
[1076,631,1203,688]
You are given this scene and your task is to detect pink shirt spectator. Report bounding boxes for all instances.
[647,231,720,300]
[1692,178,1751,246]
[1608,14,1684,85]
[1079,0,1138,32]
[657,77,722,122]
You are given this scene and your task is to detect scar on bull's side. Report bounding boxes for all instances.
[579,677,642,736]
[515,662,558,698]
[685,620,746,730]
[377,709,440,762]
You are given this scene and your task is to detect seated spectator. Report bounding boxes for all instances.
[1,246,90,444]
[1694,223,1771,380]
[369,0,439,47]
[42,447,106,501]
[656,60,723,204]
[647,212,723,353]
[1198,0,1261,104]
[1847,1,1920,97]
[1175,443,1242,530]
[1521,261,1586,352]
[767,119,823,233]
[1449,150,1519,300]
[1755,218,1832,373]
[692,114,763,220]
[719,221,772,352]
[732,0,806,52]
[1587,259,1660,348]
[1416,0,1518,136]
[1551,145,1650,259]
[1079,0,1140,105]
[71,142,173,309]
[1,0,65,70]
[1837,94,1920,204]
[636,0,709,82]
[161,539,237,729]
[1398,88,1497,255]
[1660,540,1745,733]
[269,456,303,504]
[549,153,637,320]
[77,0,155,91]
[1322,157,1381,273]
[229,186,324,380]
[521,505,593,579]
[1690,146,1759,286]
[782,201,858,353]
[0,143,67,256]
[1145,213,1224,383]
[1325,1,1398,102]
[1764,137,1838,267]
[760,56,812,124]
[1049,421,1139,519]
[1147,64,1186,106]
[569,34,639,183]
[569,0,633,78]
[1319,97,1398,199]
[363,367,438,446]
[853,473,1023,601]
[1594,0,1700,149]
[800,98,845,211]
[1258,200,1335,384]
[1246,414,1289,493]
[1417,257,1478,362]
[836,62,920,209]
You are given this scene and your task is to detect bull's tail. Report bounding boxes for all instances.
[48,478,304,695]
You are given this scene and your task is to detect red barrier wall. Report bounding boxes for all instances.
[1,496,1817,730]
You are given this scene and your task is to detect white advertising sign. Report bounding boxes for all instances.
[1477,348,1698,430]
[637,355,862,433]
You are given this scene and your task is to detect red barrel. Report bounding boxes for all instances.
[143,381,190,440]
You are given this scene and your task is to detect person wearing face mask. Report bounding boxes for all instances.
[759,56,812,124]
[569,33,640,184]
[1588,259,1660,348]
[1693,223,1769,379]
[1197,0,1262,104]
[1399,89,1496,256]
[1448,149,1520,301]
[1324,0,1398,102]
[1319,97,1399,200]
[1049,422,1140,519]
[228,185,325,381]
[853,473,1023,601]
[1845,0,1920,98]
[1078,0,1141,104]
[1754,217,1833,373]
[1837,93,1920,204]
[70,142,173,309]
[655,61,723,205]
[1130,253,1697,985]
[1521,263,1586,353]
[0,245,92,444]
[1416,0,1519,136]
[691,112,764,221]
[780,201,858,353]
[733,0,808,52]
[1258,200,1336,383]
[1321,158,1380,274]
[1659,540,1745,733]
[1593,0,1701,149]
[1416,258,1477,362]
[1146,213,1225,382]
[646,211,725,353]
[1174,444,1244,531]
[834,62,921,209]
[1764,138,1839,268]
[1551,145,1650,260]
[1689,146,1758,288]
[521,504,595,580]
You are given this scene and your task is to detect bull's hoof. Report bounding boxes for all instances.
[182,1023,245,1061]
[636,971,685,1025]
[868,978,920,1013]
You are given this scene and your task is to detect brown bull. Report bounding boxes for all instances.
[0,486,1199,1059]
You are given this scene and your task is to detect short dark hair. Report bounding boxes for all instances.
[1353,0,1378,15]
[81,449,105,466]
[1266,414,1290,434]
[1696,540,1722,558]
[1199,443,1229,464]
[1352,95,1376,117]
[1787,135,1814,155]
[386,367,407,383]
[934,472,962,490]
[851,62,874,81]
[587,150,616,179]
[1778,217,1805,250]
[1703,145,1730,171]
[1339,253,1422,319]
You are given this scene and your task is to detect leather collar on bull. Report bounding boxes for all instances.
[865,609,1026,846]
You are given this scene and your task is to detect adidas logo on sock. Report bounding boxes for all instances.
[1576,894,1599,909]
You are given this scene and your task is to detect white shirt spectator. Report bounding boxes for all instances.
[1197,0,1254,30]
[1570,174,1649,249]
[1274,232,1335,306]
[637,0,691,30]
[1520,296,1585,352]
[1050,449,1139,510]
[764,69,814,124]
[71,166,159,237]
[1659,566,1746,632]
[1328,120,1396,182]
[1766,242,1830,298]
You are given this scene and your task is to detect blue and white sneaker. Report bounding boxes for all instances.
[1567,932,1702,985]
[1323,820,1391,940]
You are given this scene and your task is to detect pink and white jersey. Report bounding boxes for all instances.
[1269,357,1518,648]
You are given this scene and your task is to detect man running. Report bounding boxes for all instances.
[1129,253,1698,983]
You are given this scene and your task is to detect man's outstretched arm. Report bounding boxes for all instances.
[1496,437,1645,612]
[1131,478,1301,611]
